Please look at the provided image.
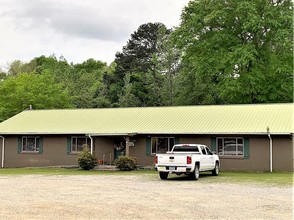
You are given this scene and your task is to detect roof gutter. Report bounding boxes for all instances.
[87,133,137,137]
[0,131,291,136]
[0,136,5,168]
[267,127,273,173]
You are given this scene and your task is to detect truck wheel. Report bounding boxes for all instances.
[212,162,219,176]
[190,164,199,180]
[159,172,168,180]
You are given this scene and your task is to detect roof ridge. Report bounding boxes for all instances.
[21,103,293,112]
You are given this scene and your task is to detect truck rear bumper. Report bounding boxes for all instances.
[156,165,193,173]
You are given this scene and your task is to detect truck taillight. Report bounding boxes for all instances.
[154,156,158,164]
[187,156,192,164]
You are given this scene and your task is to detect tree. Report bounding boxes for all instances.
[173,0,293,104]
[0,72,73,122]
[0,68,6,81]
[31,56,109,108]
[32,55,73,84]
[155,27,181,106]
[111,22,170,106]
[7,60,37,76]
[71,59,108,108]
[118,73,140,107]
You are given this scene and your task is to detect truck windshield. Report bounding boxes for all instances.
[173,145,200,152]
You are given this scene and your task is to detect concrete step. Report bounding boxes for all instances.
[94,165,119,171]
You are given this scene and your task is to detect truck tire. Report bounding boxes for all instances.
[190,164,199,180]
[212,162,219,176]
[159,172,168,180]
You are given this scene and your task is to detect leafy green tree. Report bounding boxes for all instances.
[174,0,293,104]
[0,72,73,122]
[144,55,165,106]
[112,22,170,106]
[115,23,168,74]
[32,55,73,84]
[73,58,107,75]
[118,73,140,107]
[0,69,6,81]
[7,60,37,76]
[30,56,109,108]
[71,59,108,108]
[155,27,181,106]
[99,62,118,107]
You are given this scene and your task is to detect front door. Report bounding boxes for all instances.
[114,138,125,160]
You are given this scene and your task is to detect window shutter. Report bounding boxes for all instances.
[38,137,43,154]
[244,138,250,159]
[67,137,71,155]
[146,137,151,156]
[17,137,22,153]
[210,137,216,152]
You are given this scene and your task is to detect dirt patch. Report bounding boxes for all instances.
[0,174,292,219]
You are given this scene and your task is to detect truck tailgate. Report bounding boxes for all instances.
[157,153,189,166]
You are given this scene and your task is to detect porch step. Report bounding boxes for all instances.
[94,165,119,171]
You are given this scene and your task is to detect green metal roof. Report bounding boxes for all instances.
[0,104,292,135]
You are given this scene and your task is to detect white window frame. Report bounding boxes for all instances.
[22,136,40,152]
[71,136,90,153]
[151,137,175,154]
[217,137,244,156]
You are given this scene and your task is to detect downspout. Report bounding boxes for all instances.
[125,136,130,156]
[0,136,5,168]
[267,127,273,173]
[88,135,94,154]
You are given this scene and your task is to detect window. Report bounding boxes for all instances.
[205,147,213,155]
[173,145,200,153]
[71,137,90,153]
[22,136,40,152]
[217,137,244,156]
[151,137,174,154]
[200,145,207,155]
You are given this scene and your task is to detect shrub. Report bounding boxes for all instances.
[114,155,138,171]
[78,145,97,170]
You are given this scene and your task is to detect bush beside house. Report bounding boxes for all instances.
[114,156,138,171]
[78,145,97,170]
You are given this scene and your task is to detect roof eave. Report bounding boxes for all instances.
[0,132,291,136]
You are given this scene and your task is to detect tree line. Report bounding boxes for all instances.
[0,0,292,122]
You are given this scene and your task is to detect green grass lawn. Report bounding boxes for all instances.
[0,168,292,186]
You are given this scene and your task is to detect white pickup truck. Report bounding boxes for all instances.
[154,144,220,180]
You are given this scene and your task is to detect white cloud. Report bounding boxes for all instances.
[0,0,189,68]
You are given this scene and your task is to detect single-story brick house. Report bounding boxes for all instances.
[0,103,292,171]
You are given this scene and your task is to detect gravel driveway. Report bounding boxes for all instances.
[0,174,292,219]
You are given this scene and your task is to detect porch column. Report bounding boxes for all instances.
[125,136,130,156]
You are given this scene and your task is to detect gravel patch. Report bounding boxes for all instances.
[0,174,292,219]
